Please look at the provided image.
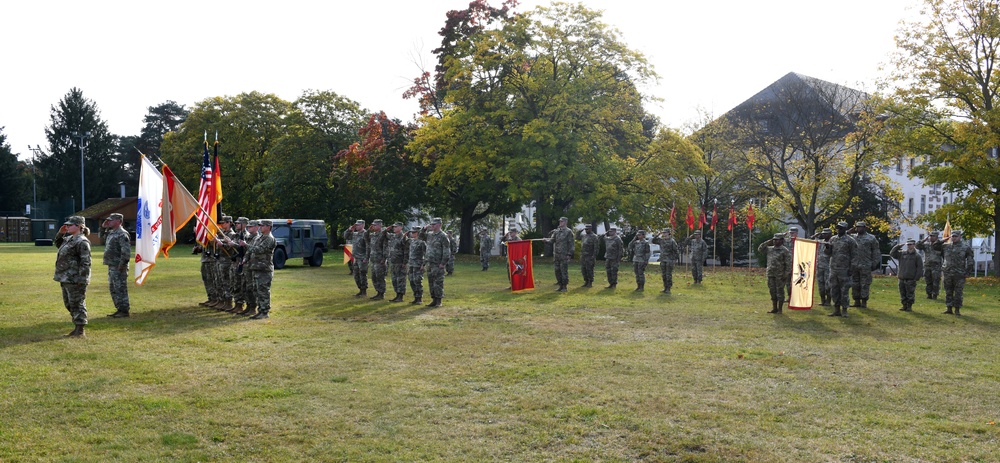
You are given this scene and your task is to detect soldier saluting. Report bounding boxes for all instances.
[102,213,131,318]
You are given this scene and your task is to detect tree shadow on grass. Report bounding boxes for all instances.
[0,304,248,349]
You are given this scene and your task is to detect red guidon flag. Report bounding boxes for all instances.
[507,240,535,292]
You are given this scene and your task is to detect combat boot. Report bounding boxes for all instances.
[606,283,616,289]
[768,300,780,314]
[238,306,257,316]
[557,285,567,292]
[954,307,961,316]
[199,300,213,307]
[389,293,404,302]
[851,299,861,308]
[426,298,441,308]
[250,312,269,320]
[841,306,848,318]
[219,300,234,311]
[411,296,422,305]
[370,292,384,301]
[828,306,842,317]
[582,282,592,288]
[635,283,644,292]
[228,302,244,314]
[66,324,85,337]
[108,311,130,318]
[354,289,367,298]
[861,298,868,309]
[943,307,953,314]
[65,325,81,337]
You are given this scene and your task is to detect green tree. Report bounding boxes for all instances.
[884,0,1000,272]
[0,128,30,213]
[117,101,189,194]
[37,87,119,211]
[161,92,291,220]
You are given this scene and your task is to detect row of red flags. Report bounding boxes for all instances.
[670,203,756,231]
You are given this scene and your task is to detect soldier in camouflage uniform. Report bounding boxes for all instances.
[890,238,923,312]
[367,220,389,300]
[602,227,624,289]
[55,216,92,337]
[850,221,880,308]
[652,228,679,294]
[387,222,409,302]
[916,231,943,299]
[811,228,833,306]
[759,233,793,313]
[825,221,858,317]
[479,229,493,271]
[446,231,458,275]
[344,219,370,297]
[407,226,427,304]
[236,220,260,315]
[683,229,708,284]
[578,224,599,288]
[546,217,575,292]
[243,219,276,319]
[212,216,237,311]
[424,218,450,307]
[934,230,975,315]
[500,227,519,257]
[102,213,131,318]
[628,230,651,291]
[228,217,251,313]
[199,221,221,307]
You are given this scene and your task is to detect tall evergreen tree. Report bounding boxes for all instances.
[0,127,30,213]
[37,88,118,210]
[117,101,189,195]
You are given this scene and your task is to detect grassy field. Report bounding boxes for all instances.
[1,243,998,462]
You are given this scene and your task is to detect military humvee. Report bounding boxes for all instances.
[264,219,328,269]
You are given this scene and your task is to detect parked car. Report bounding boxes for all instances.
[263,219,328,269]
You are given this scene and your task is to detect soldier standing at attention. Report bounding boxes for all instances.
[628,230,651,291]
[446,231,458,276]
[242,219,276,319]
[825,221,858,317]
[602,227,624,289]
[424,218,450,307]
[890,238,923,312]
[54,216,92,337]
[545,217,575,292]
[368,219,389,300]
[652,228,679,294]
[344,219,370,298]
[850,221,880,308]
[578,224,599,288]
[684,229,708,284]
[811,228,833,306]
[759,233,793,314]
[387,222,409,302]
[228,217,251,313]
[102,213,131,318]
[198,221,221,308]
[478,229,493,271]
[212,216,237,311]
[407,226,427,305]
[934,230,975,315]
[916,231,943,299]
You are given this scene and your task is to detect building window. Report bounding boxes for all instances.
[908,198,914,214]
[920,195,926,214]
[943,197,949,206]
[910,158,916,170]
[897,158,903,173]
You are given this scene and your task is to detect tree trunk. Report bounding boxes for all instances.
[994,199,999,277]
[459,204,477,255]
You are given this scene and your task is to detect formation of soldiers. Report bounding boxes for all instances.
[343,217,452,308]
[801,221,976,317]
[201,216,276,320]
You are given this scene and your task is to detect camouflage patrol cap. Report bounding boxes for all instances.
[821,228,832,234]
[220,215,233,223]
[662,228,673,234]
[410,226,421,232]
[355,219,365,225]
[636,229,646,235]
[951,230,962,237]
[856,221,868,227]
[431,217,443,225]
[237,217,249,224]
[104,213,124,222]
[392,221,403,227]
[64,216,85,226]
[836,221,849,228]
[693,229,702,235]
[788,226,798,232]
[929,231,939,237]
[259,219,273,227]
[608,226,617,231]
[559,216,568,222]
[248,220,260,226]
[584,224,592,229]
[372,219,383,226]
[906,238,916,245]
[773,233,785,239]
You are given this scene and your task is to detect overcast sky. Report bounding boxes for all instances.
[3,0,921,161]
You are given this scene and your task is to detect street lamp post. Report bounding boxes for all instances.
[70,131,91,210]
[27,145,43,219]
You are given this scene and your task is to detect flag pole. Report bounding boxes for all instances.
[748,200,753,270]
[712,199,717,268]
[730,199,735,268]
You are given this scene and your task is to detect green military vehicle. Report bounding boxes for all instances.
[264,219,329,269]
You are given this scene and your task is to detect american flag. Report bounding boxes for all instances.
[194,141,216,246]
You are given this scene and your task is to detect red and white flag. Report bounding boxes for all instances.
[507,240,535,292]
[194,140,217,247]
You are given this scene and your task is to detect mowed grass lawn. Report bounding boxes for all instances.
[1,243,998,462]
